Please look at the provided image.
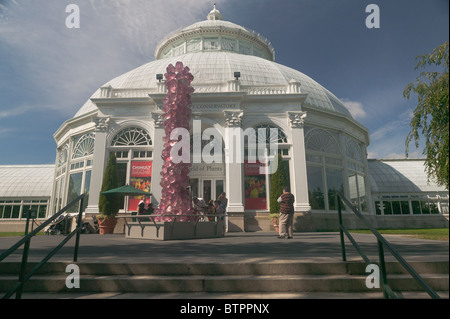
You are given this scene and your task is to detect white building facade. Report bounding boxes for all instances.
[42,6,447,231]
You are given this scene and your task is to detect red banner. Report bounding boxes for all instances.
[131,161,152,177]
[244,160,267,210]
[128,161,152,211]
[244,161,265,176]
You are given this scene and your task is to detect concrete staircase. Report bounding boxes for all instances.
[0,261,448,298]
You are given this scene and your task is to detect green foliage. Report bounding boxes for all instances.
[349,228,448,241]
[404,42,449,190]
[98,153,121,218]
[269,154,288,218]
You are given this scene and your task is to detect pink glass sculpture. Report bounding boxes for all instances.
[155,62,194,221]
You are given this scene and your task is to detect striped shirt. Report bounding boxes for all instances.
[279,192,295,214]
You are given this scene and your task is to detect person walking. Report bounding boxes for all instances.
[217,192,228,232]
[137,196,147,215]
[277,187,295,239]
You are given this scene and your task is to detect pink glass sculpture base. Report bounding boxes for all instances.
[155,62,194,222]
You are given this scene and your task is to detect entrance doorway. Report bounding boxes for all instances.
[189,178,225,203]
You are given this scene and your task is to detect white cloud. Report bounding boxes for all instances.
[370,108,412,142]
[0,0,228,163]
[341,98,367,119]
[0,0,226,117]
[0,127,14,137]
[0,104,34,119]
[365,107,419,159]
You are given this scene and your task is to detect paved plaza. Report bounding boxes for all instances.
[1,231,448,264]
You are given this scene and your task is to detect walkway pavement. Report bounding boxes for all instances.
[1,231,448,264]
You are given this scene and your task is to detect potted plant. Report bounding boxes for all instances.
[97,153,121,234]
[269,154,288,233]
[269,212,280,233]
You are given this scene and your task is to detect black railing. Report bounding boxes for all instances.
[336,191,440,299]
[0,194,85,299]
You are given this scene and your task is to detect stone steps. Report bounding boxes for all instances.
[0,261,447,298]
[1,260,447,275]
[1,273,448,293]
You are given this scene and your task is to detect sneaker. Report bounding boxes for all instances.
[287,236,293,239]
[277,236,285,239]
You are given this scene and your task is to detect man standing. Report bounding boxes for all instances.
[277,187,295,239]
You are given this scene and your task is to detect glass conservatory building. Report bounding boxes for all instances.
[0,165,54,232]
[0,6,447,232]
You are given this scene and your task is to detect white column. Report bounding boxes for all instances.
[150,112,165,206]
[224,110,245,213]
[288,111,310,212]
[85,117,110,215]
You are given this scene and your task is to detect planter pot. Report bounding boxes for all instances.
[271,216,279,233]
[125,220,225,240]
[97,217,117,234]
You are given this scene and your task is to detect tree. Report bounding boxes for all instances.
[98,153,121,218]
[404,42,449,190]
[269,154,288,220]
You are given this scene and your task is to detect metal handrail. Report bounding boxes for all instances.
[0,194,85,299]
[336,191,440,299]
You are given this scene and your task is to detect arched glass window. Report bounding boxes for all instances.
[52,144,69,215]
[243,124,290,211]
[112,127,152,146]
[72,133,95,159]
[66,132,95,214]
[346,138,363,162]
[305,128,340,154]
[254,124,288,144]
[109,127,153,211]
[58,144,69,167]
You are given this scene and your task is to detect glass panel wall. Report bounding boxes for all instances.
[374,194,448,215]
[307,166,325,210]
[326,168,344,210]
[305,126,345,211]
[67,172,83,213]
[345,137,367,212]
[0,199,49,220]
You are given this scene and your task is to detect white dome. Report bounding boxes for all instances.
[155,18,275,61]
[74,7,351,119]
[154,4,275,61]
[76,51,351,118]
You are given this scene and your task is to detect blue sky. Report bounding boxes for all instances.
[0,0,448,165]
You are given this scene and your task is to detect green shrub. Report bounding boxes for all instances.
[98,153,120,219]
[269,154,288,220]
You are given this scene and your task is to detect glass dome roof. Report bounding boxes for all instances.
[74,6,352,119]
[0,165,54,198]
[154,5,275,62]
[368,159,447,193]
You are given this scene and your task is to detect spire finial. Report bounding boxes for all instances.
[207,3,223,20]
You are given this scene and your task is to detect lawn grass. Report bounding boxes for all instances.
[349,228,449,241]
